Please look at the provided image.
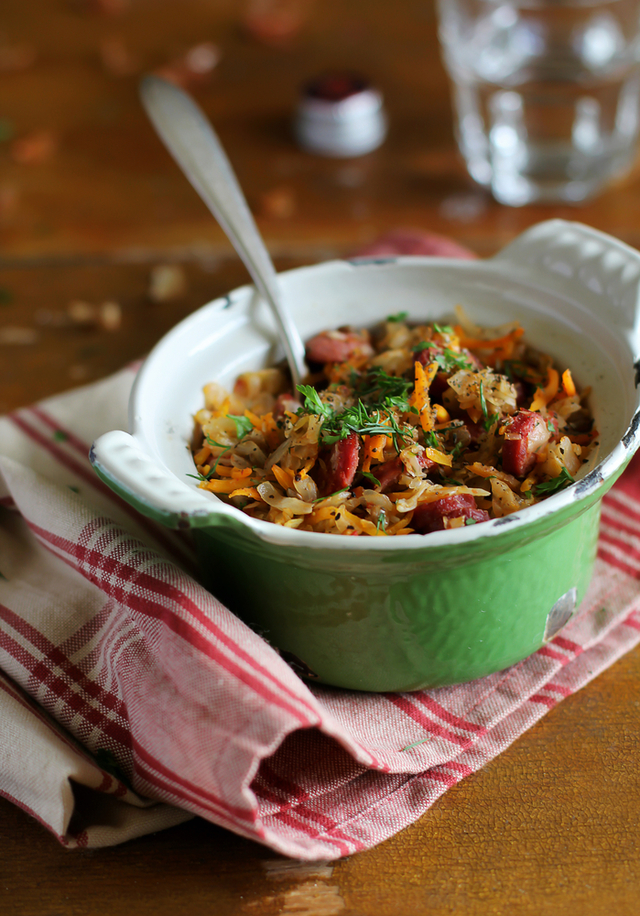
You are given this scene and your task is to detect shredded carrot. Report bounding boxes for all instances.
[214,465,253,479]
[520,475,536,493]
[246,407,277,437]
[433,331,460,351]
[272,464,295,491]
[530,367,559,411]
[326,354,370,384]
[193,446,212,465]
[238,408,280,449]
[434,404,450,424]
[203,477,258,493]
[424,447,453,467]
[228,486,261,500]
[338,508,387,536]
[362,433,388,472]
[409,360,437,433]
[386,516,414,535]
[454,325,524,353]
[244,408,262,428]
[232,467,253,479]
[562,369,576,397]
[568,429,599,446]
[309,506,338,524]
[209,397,231,419]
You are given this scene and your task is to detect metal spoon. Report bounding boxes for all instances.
[139,75,307,389]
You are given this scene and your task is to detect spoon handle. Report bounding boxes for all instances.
[139,75,307,389]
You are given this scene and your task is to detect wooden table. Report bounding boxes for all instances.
[2,2,640,913]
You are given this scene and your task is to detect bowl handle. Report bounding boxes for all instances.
[492,219,640,351]
[90,430,237,530]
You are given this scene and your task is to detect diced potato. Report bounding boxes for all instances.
[538,436,582,478]
[233,368,288,403]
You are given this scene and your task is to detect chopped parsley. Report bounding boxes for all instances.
[424,430,440,450]
[319,400,414,451]
[433,349,475,373]
[387,311,409,323]
[532,467,574,496]
[298,385,335,422]
[227,414,254,439]
[297,370,416,451]
[354,366,412,402]
[477,379,496,431]
[478,379,490,427]
[188,436,234,482]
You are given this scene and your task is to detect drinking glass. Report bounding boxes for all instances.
[436,0,640,205]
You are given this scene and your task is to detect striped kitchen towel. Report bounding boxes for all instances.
[1,232,639,859]
[2,363,640,860]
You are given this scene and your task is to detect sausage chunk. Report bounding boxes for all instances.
[412,494,490,534]
[370,456,403,491]
[502,410,558,478]
[273,392,302,418]
[306,329,373,365]
[370,452,436,492]
[324,432,360,493]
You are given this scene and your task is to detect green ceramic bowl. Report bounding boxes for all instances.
[90,220,640,691]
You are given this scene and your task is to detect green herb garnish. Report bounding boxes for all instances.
[532,467,574,496]
[478,380,488,419]
[425,430,440,450]
[189,437,234,480]
[478,379,495,431]
[433,348,475,373]
[354,366,412,402]
[297,374,416,452]
[387,311,409,323]
[312,487,349,503]
[297,385,335,422]
[227,414,254,440]
[319,401,413,451]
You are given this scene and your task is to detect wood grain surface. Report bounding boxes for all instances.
[1,1,640,913]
